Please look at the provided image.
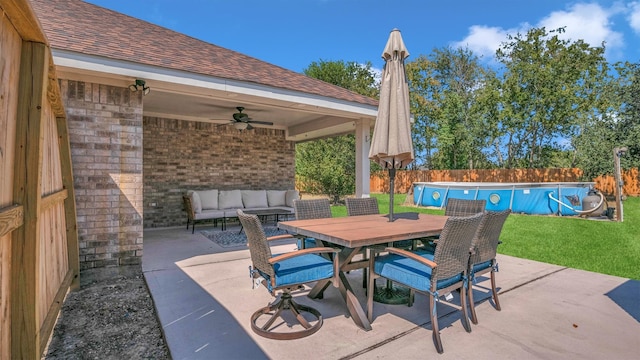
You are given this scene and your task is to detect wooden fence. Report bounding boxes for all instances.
[370,168,640,197]
[0,1,79,358]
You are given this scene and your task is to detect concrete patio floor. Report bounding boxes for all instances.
[142,225,640,360]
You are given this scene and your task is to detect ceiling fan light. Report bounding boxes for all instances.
[233,122,248,130]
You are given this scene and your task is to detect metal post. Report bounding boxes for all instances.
[613,146,627,222]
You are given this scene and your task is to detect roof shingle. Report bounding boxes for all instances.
[30,0,378,107]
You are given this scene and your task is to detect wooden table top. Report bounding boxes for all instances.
[278,212,448,248]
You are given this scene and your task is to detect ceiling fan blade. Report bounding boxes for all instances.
[247,120,273,126]
[246,123,254,130]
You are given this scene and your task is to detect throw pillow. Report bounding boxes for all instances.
[198,189,219,210]
[218,190,244,209]
[242,190,268,208]
[285,190,300,207]
[266,190,287,207]
[188,190,202,213]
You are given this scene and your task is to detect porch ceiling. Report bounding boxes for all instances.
[52,51,378,142]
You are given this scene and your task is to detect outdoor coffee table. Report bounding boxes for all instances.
[239,209,295,233]
[278,212,448,331]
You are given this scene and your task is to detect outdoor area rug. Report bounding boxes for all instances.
[201,226,289,248]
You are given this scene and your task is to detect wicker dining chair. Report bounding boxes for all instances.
[345,197,379,216]
[345,197,380,289]
[237,209,339,340]
[294,198,332,220]
[467,209,511,325]
[419,198,487,249]
[444,198,487,217]
[292,199,332,249]
[367,212,485,354]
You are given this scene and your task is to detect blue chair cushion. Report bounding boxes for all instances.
[472,260,492,274]
[260,253,334,292]
[374,249,462,292]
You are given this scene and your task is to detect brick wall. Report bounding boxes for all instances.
[60,80,144,269]
[143,117,296,228]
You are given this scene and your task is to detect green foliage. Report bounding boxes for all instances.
[303,59,379,98]
[300,26,638,185]
[495,26,610,168]
[403,26,633,177]
[297,60,379,202]
[572,61,640,178]
[406,48,495,169]
[296,135,356,204]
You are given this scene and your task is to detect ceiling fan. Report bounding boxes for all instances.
[218,107,273,130]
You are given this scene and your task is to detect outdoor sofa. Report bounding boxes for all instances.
[183,189,299,233]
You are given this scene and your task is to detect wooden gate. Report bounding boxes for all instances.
[1,0,79,358]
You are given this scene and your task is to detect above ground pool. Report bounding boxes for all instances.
[412,181,600,216]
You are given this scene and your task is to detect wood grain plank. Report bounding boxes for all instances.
[40,189,67,212]
[279,213,448,248]
[56,116,79,289]
[0,204,23,237]
[0,0,48,43]
[11,40,48,360]
[39,269,73,355]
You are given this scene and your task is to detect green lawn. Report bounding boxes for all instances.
[330,193,640,280]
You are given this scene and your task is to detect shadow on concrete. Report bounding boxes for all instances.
[605,279,640,322]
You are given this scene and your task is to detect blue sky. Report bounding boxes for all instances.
[85,0,640,73]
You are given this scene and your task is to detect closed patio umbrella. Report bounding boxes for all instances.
[368,28,414,304]
[369,28,414,222]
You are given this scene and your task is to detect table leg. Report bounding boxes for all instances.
[308,245,372,331]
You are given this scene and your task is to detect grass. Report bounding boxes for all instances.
[330,193,640,280]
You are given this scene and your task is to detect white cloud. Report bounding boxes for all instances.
[452,25,512,60]
[454,2,627,62]
[629,1,640,34]
[539,3,623,51]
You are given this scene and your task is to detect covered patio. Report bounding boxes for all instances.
[30,0,379,271]
[143,224,640,359]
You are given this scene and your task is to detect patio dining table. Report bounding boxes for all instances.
[278,212,448,331]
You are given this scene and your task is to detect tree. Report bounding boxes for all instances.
[495,26,610,168]
[296,60,378,202]
[406,47,496,169]
[573,61,640,179]
[304,59,379,98]
[296,136,356,204]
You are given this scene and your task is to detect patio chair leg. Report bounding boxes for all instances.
[468,280,479,325]
[491,270,501,311]
[461,283,472,333]
[430,295,443,354]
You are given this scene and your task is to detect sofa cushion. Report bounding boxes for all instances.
[219,190,244,209]
[242,190,268,208]
[198,189,219,210]
[194,209,225,220]
[188,190,202,213]
[267,190,287,207]
[285,190,300,207]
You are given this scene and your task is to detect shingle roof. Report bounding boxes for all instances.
[30,0,378,107]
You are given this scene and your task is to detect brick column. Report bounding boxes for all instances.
[60,80,143,269]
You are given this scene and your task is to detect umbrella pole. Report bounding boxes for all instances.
[389,168,395,222]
